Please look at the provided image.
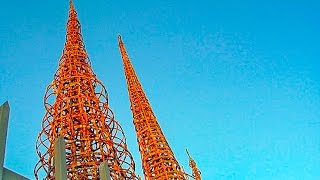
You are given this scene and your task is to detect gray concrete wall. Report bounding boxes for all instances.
[0,102,30,180]
[3,168,29,180]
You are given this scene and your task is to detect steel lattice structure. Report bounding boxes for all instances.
[118,35,187,180]
[34,1,138,179]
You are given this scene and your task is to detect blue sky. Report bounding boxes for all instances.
[1,0,320,179]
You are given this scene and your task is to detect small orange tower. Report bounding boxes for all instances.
[186,149,201,180]
[34,1,138,179]
[118,35,186,179]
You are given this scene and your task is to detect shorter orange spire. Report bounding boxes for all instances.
[186,149,202,180]
[118,35,186,179]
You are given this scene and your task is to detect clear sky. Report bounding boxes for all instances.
[1,0,320,179]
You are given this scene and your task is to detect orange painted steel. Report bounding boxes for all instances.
[186,150,201,180]
[34,1,138,179]
[118,35,187,180]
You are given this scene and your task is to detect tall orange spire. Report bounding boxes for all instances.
[34,2,138,179]
[186,149,201,180]
[118,35,186,179]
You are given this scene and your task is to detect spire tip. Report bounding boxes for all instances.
[186,148,191,158]
[118,34,123,43]
[69,0,74,9]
